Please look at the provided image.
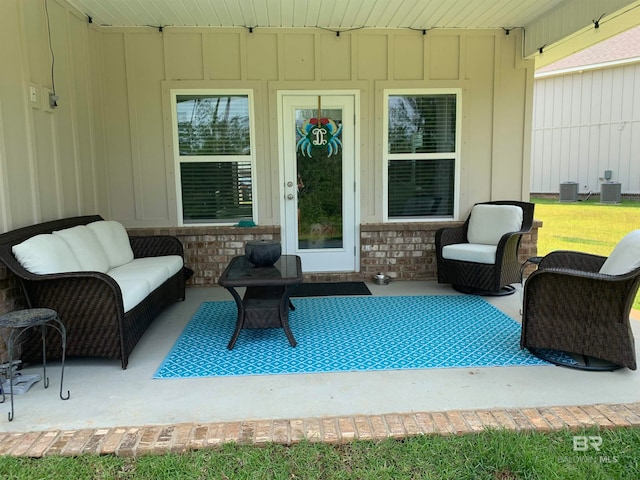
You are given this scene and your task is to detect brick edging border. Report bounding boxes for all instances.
[1,403,639,457]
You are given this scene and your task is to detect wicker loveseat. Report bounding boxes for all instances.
[0,215,186,369]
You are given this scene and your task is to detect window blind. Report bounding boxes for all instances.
[177,95,250,156]
[387,159,454,217]
[180,161,252,223]
[388,94,456,154]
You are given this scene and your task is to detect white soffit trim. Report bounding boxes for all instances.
[535,56,640,78]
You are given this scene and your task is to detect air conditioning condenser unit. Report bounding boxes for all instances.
[559,182,578,202]
[601,182,621,204]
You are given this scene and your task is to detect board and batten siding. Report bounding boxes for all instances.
[531,61,640,195]
[0,0,107,231]
[104,28,533,227]
[1,0,534,232]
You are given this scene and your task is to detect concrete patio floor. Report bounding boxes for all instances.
[1,280,639,456]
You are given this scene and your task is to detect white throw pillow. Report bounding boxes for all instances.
[53,225,110,273]
[467,204,523,246]
[599,230,640,276]
[87,220,134,268]
[12,234,81,274]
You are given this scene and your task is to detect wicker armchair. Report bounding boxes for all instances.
[435,200,535,295]
[521,231,640,370]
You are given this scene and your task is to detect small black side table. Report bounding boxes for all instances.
[520,256,544,284]
[519,256,544,315]
[0,308,70,421]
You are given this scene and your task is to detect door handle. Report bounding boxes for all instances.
[287,194,295,200]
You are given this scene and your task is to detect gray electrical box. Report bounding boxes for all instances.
[559,182,578,202]
[601,182,621,204]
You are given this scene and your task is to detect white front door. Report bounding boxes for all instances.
[280,92,358,272]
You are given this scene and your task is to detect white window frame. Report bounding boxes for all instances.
[171,89,257,227]
[382,88,462,222]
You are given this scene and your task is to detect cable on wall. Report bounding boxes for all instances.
[44,0,58,108]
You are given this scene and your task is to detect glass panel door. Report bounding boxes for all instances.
[281,94,357,272]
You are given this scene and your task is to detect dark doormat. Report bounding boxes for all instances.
[290,281,372,297]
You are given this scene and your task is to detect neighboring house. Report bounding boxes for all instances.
[1,0,639,304]
[532,25,640,197]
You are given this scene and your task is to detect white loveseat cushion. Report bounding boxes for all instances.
[124,256,184,279]
[107,256,182,311]
[108,258,178,292]
[109,276,152,313]
[12,234,81,274]
[599,229,640,275]
[467,204,523,245]
[442,243,498,264]
[87,220,134,268]
[53,225,110,273]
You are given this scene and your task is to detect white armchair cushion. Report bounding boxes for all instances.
[12,234,81,274]
[599,229,640,275]
[467,204,523,245]
[87,220,134,268]
[442,243,498,264]
[53,225,110,273]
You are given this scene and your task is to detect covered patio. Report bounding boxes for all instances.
[3,0,640,287]
[1,0,640,450]
[1,280,639,453]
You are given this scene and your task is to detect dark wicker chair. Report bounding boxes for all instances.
[435,200,535,295]
[520,247,639,371]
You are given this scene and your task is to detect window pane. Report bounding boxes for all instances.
[295,108,344,249]
[177,95,250,155]
[388,94,456,154]
[388,159,454,217]
[180,162,252,223]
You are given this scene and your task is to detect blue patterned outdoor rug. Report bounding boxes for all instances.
[154,295,551,378]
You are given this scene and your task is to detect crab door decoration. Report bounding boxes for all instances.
[296,117,343,157]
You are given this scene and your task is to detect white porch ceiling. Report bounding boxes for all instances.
[66,0,564,30]
[64,0,640,64]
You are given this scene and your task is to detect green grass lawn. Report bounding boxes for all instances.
[1,427,639,479]
[532,197,640,311]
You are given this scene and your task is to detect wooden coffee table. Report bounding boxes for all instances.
[218,255,303,349]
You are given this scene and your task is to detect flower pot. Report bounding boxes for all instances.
[245,240,281,267]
